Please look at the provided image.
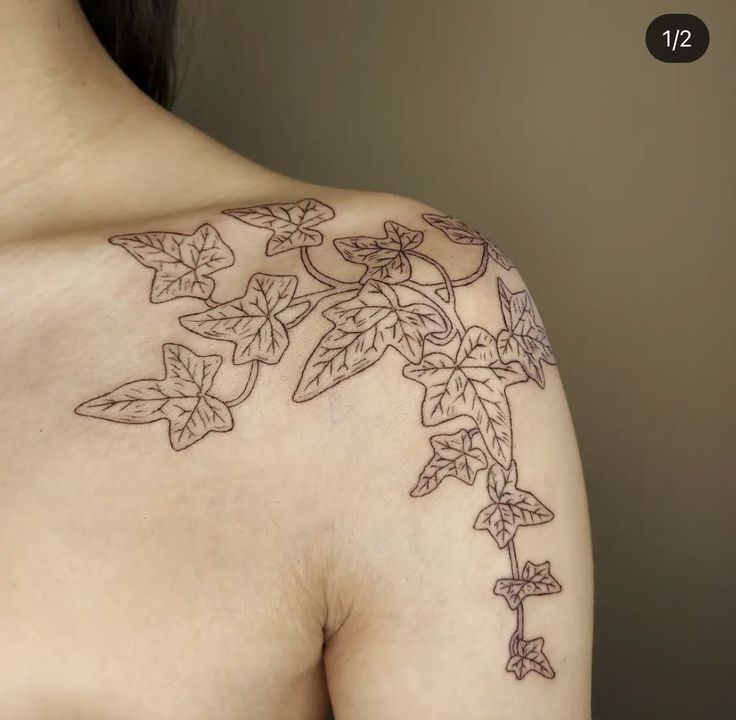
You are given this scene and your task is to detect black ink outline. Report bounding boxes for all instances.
[473,461,554,548]
[497,278,555,388]
[507,637,555,680]
[494,560,562,610]
[293,280,445,402]
[75,343,233,450]
[180,273,298,365]
[224,198,335,256]
[334,221,423,284]
[109,224,234,303]
[403,327,526,469]
[412,428,488,496]
[76,204,561,680]
[422,212,513,271]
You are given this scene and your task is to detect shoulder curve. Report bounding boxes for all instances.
[317,187,516,271]
[76,182,559,451]
[63,180,589,704]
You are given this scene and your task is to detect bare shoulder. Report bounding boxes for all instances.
[251,188,591,718]
[39,186,590,714]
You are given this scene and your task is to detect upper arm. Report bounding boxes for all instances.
[321,200,592,719]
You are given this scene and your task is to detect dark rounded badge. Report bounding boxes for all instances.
[646,14,709,63]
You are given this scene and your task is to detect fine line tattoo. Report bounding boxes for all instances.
[75,200,560,679]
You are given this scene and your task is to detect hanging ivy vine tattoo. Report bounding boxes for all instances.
[75,199,560,680]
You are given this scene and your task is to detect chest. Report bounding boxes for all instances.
[0,243,364,717]
[0,446,328,719]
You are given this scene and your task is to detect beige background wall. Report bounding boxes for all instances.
[174,1,736,718]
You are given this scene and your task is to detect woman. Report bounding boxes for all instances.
[0,1,592,718]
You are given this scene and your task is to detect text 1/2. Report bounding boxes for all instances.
[662,29,692,51]
[645,14,709,63]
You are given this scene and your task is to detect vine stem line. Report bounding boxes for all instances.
[412,243,489,295]
[300,246,355,289]
[402,279,455,340]
[225,361,260,407]
[404,288,465,347]
[406,249,456,308]
[450,243,489,289]
[507,539,524,652]
[507,539,520,578]
[412,254,523,657]
[470,447,526,653]
[403,246,473,345]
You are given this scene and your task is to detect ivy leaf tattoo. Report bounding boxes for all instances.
[496,278,556,388]
[224,198,335,256]
[77,201,564,681]
[412,429,488,497]
[293,280,445,402]
[473,461,553,548]
[75,344,233,450]
[334,221,423,284]
[422,212,512,270]
[403,327,525,468]
[109,224,234,303]
[180,273,297,365]
[494,561,562,610]
[506,637,555,680]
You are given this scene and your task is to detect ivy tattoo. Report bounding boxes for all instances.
[75,199,561,680]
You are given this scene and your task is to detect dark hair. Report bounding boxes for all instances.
[80,0,179,108]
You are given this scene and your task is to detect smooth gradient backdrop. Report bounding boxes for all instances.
[173,2,736,718]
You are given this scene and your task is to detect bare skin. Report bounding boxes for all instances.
[0,2,592,718]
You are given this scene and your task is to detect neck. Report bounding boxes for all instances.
[0,0,283,241]
[1,1,148,188]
